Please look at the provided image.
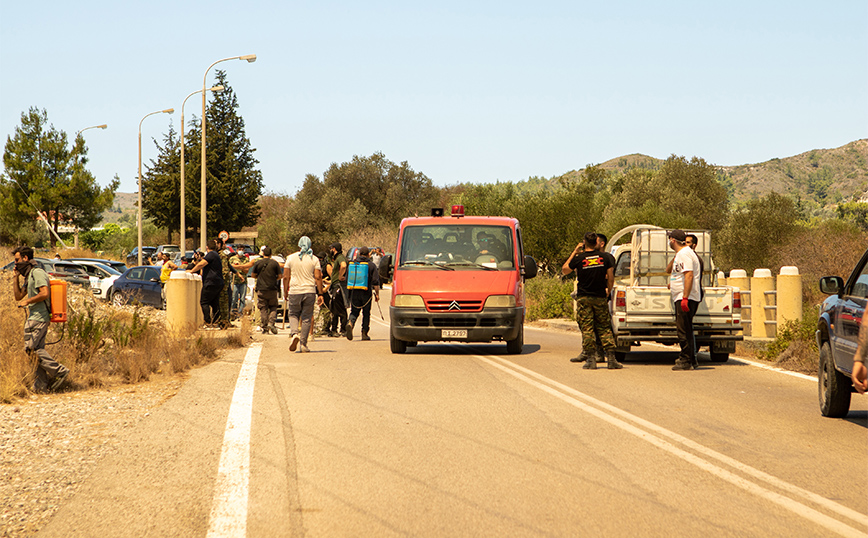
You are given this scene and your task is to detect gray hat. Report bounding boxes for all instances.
[668,229,687,242]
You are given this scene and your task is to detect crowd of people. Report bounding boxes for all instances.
[177,237,383,353]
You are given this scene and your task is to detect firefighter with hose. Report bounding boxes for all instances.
[12,246,68,392]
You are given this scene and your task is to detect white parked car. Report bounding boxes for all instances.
[74,261,122,301]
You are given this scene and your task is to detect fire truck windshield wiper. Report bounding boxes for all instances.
[444,261,497,271]
[401,260,454,270]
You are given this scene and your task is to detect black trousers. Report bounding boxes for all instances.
[201,284,222,324]
[674,299,700,364]
[329,284,348,332]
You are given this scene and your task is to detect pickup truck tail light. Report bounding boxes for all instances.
[733,291,741,310]
[615,290,626,311]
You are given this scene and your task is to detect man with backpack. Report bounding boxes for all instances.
[346,246,380,341]
[12,246,68,392]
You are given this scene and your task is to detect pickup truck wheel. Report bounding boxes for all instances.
[390,331,407,354]
[709,352,729,363]
[506,324,524,354]
[819,341,851,417]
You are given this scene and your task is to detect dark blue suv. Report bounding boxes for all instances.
[817,246,868,417]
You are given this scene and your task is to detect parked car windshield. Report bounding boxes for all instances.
[399,224,515,270]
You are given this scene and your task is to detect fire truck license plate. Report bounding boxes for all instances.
[442,330,467,338]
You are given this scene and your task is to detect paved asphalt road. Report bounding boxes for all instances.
[39,289,868,537]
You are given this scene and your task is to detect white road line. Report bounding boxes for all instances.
[206,342,262,538]
[473,353,868,537]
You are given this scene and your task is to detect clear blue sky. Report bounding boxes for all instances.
[1,0,866,195]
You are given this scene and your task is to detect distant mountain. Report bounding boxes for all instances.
[569,139,868,205]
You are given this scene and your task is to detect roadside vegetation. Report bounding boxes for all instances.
[0,248,246,403]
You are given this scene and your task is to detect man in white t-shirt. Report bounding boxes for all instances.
[668,229,702,370]
[283,236,324,353]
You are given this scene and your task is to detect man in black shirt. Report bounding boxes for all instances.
[187,240,224,327]
[251,246,283,334]
[562,232,622,370]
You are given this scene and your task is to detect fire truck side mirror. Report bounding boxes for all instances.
[523,256,538,279]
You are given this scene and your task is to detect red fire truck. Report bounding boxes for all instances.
[389,205,538,354]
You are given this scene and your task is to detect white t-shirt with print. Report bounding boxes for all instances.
[670,247,702,302]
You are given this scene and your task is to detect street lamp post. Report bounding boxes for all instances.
[200,54,256,250]
[138,109,174,266]
[75,124,107,138]
[73,124,107,248]
[180,86,223,253]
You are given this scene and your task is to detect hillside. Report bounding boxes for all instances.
[565,140,868,205]
[101,140,868,225]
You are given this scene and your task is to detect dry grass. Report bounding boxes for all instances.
[0,247,239,403]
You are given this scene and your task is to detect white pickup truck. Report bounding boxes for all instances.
[607,225,743,363]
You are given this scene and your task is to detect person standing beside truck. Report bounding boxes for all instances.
[562,232,622,370]
[852,318,867,394]
[12,246,69,392]
[668,229,702,370]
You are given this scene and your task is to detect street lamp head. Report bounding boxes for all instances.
[163,108,174,114]
[240,54,257,63]
[210,85,225,93]
[97,124,108,130]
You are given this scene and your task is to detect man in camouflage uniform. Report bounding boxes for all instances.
[216,238,234,329]
[562,232,622,370]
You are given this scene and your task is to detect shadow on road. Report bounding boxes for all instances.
[843,410,868,429]
[398,342,542,357]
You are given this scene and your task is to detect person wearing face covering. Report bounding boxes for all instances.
[12,246,69,392]
[283,236,324,353]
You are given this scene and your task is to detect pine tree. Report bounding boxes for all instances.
[141,125,182,242]
[0,107,117,247]
[144,70,263,244]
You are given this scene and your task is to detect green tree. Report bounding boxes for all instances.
[141,126,181,242]
[155,70,264,244]
[0,107,117,247]
[716,192,800,272]
[284,153,440,248]
[836,201,868,230]
[602,155,729,234]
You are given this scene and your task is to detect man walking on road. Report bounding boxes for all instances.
[251,247,283,334]
[283,236,324,352]
[327,243,349,337]
[12,246,69,392]
[346,247,380,341]
[562,233,622,370]
[668,229,702,370]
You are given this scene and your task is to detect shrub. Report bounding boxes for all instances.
[757,306,819,374]
[526,273,574,321]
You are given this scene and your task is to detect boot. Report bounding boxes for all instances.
[361,332,371,341]
[606,350,623,369]
[582,353,597,370]
[570,352,590,363]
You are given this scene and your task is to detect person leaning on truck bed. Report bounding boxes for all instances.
[562,232,623,370]
[853,318,867,394]
[668,229,702,371]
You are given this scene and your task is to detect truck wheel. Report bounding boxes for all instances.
[390,331,407,354]
[506,325,524,354]
[819,341,851,417]
[709,352,729,363]
[614,345,630,363]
